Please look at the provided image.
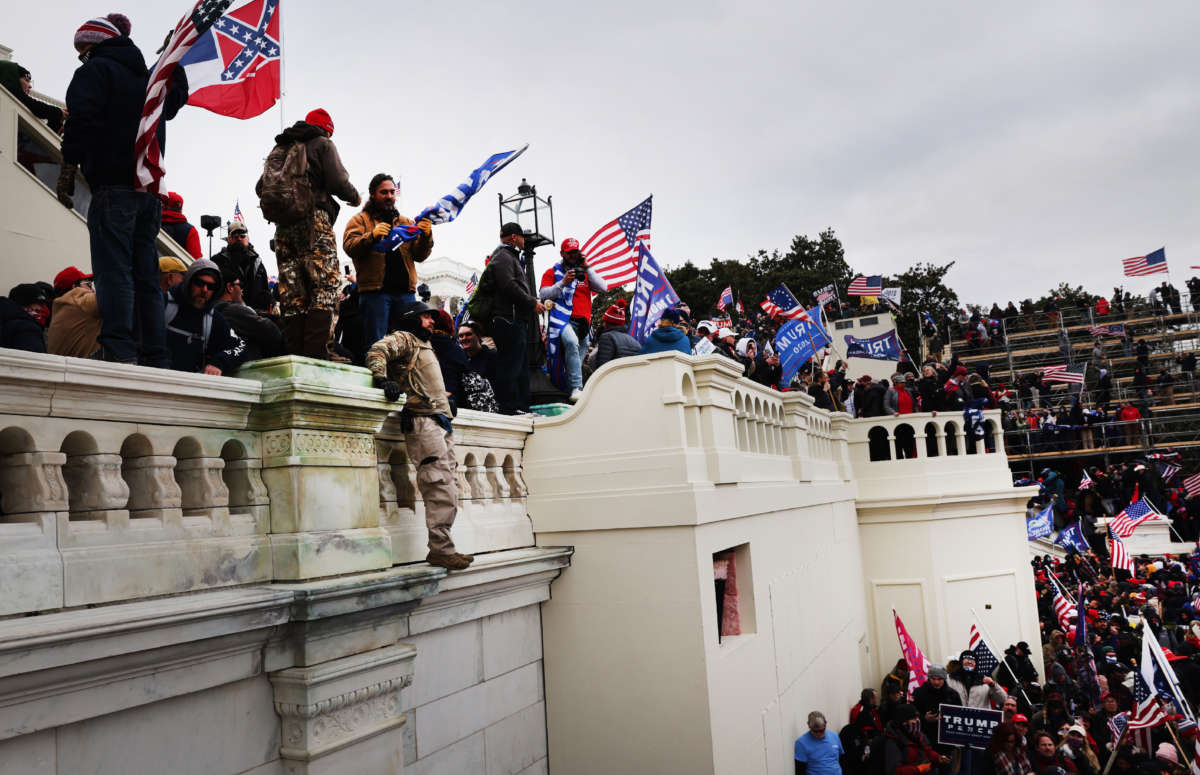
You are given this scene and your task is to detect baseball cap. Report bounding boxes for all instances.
[159,256,188,274]
[717,327,735,340]
[500,222,524,238]
[560,237,580,252]
[228,221,248,235]
[697,320,715,332]
[53,266,92,293]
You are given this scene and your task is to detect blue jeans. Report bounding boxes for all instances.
[360,290,417,346]
[559,323,589,391]
[87,187,168,365]
[491,317,529,413]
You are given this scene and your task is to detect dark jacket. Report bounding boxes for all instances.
[809,382,835,410]
[62,36,188,187]
[467,345,499,385]
[0,61,63,132]
[882,721,940,775]
[430,331,470,414]
[258,121,358,222]
[911,681,962,746]
[165,260,247,374]
[0,297,46,353]
[594,326,641,369]
[213,243,272,312]
[859,382,888,417]
[484,244,537,323]
[212,301,283,363]
[640,325,691,356]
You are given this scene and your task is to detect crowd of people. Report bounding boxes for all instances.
[799,538,1200,775]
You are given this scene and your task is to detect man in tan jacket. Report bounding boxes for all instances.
[343,173,433,348]
[366,300,473,571]
[47,266,101,358]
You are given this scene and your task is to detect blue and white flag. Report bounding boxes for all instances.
[775,307,831,387]
[545,264,582,391]
[1055,521,1090,553]
[627,245,680,344]
[1027,503,1054,541]
[844,330,903,361]
[375,144,529,251]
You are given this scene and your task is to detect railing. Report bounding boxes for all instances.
[0,351,535,616]
[1003,410,1200,465]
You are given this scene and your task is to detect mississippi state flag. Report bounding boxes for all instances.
[181,0,281,118]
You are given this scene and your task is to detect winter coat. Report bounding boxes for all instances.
[911,681,962,745]
[640,325,691,356]
[164,260,247,374]
[594,327,641,369]
[343,208,432,294]
[881,722,940,775]
[430,331,470,414]
[482,244,537,324]
[467,345,499,385]
[212,301,283,363]
[917,375,943,411]
[160,210,203,259]
[212,244,273,313]
[47,286,101,358]
[0,61,63,132]
[365,330,452,417]
[859,382,888,417]
[945,670,1007,709]
[257,121,358,222]
[0,297,46,353]
[884,386,916,415]
[63,36,188,187]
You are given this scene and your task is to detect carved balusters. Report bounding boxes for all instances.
[0,452,68,516]
[486,457,512,501]
[62,453,129,519]
[122,456,182,520]
[174,457,229,514]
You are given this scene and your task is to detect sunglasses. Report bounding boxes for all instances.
[192,279,218,291]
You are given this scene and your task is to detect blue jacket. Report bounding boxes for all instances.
[63,37,188,187]
[640,325,691,356]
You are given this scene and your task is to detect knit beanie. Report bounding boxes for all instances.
[601,304,626,327]
[74,14,131,48]
[305,108,334,136]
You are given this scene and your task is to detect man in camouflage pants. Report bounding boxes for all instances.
[261,108,360,359]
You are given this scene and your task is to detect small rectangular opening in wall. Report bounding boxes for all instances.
[859,316,879,326]
[834,320,855,330]
[713,543,756,644]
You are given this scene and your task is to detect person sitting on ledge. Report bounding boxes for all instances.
[164,259,247,376]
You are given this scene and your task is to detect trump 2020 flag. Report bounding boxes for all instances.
[1027,503,1053,541]
[775,308,831,387]
[893,609,930,700]
[627,245,680,344]
[1054,521,1090,553]
[376,145,529,250]
[844,331,902,361]
[180,0,281,118]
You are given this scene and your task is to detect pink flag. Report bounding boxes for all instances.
[893,608,930,700]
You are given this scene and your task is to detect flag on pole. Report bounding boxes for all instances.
[1027,503,1054,541]
[761,284,811,321]
[1078,470,1093,491]
[627,245,681,344]
[1185,472,1200,498]
[1111,498,1160,538]
[1040,364,1087,384]
[1157,462,1181,483]
[179,0,282,119]
[233,200,245,223]
[1054,522,1090,554]
[1107,712,1129,744]
[1088,324,1126,338]
[717,286,733,312]
[735,298,745,316]
[1122,247,1168,277]
[967,623,1001,677]
[1130,633,1168,729]
[848,275,883,296]
[375,145,529,250]
[893,609,930,700]
[1050,581,1073,631]
[1110,528,1133,574]
[580,196,653,288]
[464,272,477,297]
[135,0,236,194]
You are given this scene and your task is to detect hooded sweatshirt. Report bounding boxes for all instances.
[165,259,246,374]
[640,324,691,356]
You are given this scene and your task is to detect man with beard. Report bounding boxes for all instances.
[163,260,247,375]
[343,173,433,347]
[880,704,947,775]
[212,221,272,313]
[366,301,473,571]
[911,666,961,770]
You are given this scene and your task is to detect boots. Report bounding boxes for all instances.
[282,315,306,356]
[303,308,349,362]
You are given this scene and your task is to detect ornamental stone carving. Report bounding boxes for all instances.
[175,457,230,511]
[263,429,376,466]
[223,458,269,508]
[0,451,67,514]
[122,456,182,513]
[62,453,129,513]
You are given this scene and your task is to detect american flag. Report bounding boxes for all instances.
[1078,470,1094,491]
[1123,247,1168,277]
[1110,528,1133,573]
[1111,498,1159,538]
[760,284,810,321]
[135,0,235,194]
[1130,634,1168,729]
[1041,363,1087,384]
[717,286,733,312]
[1107,712,1129,743]
[464,272,477,297]
[1158,462,1181,483]
[967,623,1000,677]
[1184,472,1200,498]
[893,609,929,700]
[233,200,244,223]
[1051,581,1073,631]
[580,196,652,288]
[848,275,883,296]
[1088,323,1125,338]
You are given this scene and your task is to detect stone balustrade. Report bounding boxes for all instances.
[0,351,534,616]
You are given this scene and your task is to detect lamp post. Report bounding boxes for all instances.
[499,179,565,404]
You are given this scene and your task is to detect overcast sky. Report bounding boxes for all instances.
[9,1,1200,305]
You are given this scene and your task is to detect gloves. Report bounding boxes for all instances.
[56,163,77,209]
[373,375,402,402]
[916,764,931,774]
[372,222,392,241]
[416,218,432,237]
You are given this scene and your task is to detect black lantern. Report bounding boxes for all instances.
[498,179,555,250]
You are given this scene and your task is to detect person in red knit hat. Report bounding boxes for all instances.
[592,300,640,371]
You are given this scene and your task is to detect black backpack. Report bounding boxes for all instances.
[465,263,497,334]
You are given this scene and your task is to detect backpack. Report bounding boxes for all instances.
[465,263,497,334]
[258,141,314,225]
[165,298,212,352]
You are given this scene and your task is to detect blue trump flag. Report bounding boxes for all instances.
[375,144,529,251]
[1054,521,1090,553]
[775,307,831,386]
[844,331,902,361]
[627,245,681,343]
[1027,503,1054,541]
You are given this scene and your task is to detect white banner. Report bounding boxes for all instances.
[881,287,902,305]
[693,337,716,356]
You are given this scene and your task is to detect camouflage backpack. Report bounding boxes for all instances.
[258,141,314,225]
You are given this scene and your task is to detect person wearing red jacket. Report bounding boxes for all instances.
[539,237,607,400]
[159,191,203,259]
[882,704,947,775]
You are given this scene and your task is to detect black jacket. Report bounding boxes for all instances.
[0,61,63,132]
[430,331,470,413]
[467,345,499,385]
[213,244,272,312]
[213,301,283,363]
[165,261,247,374]
[594,327,641,369]
[62,37,188,187]
[485,244,537,323]
[0,297,46,353]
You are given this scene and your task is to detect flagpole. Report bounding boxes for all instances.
[969,606,1036,711]
[1100,724,1127,775]
[277,0,286,132]
[1145,627,1197,721]
[1165,720,1194,771]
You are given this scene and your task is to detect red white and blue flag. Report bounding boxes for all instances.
[967,623,1000,677]
[761,283,810,321]
[233,200,245,223]
[1123,247,1168,277]
[1110,497,1160,538]
[464,272,477,297]
[581,197,652,288]
[1078,470,1093,491]
[848,275,883,296]
[717,286,733,312]
[180,0,282,119]
[1110,528,1133,574]
[1185,472,1200,499]
[893,609,929,700]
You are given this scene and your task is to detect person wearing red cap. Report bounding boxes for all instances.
[47,267,101,358]
[60,12,189,366]
[539,237,607,401]
[159,192,203,259]
[258,109,360,360]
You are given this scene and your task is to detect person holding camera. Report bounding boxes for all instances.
[539,237,607,402]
